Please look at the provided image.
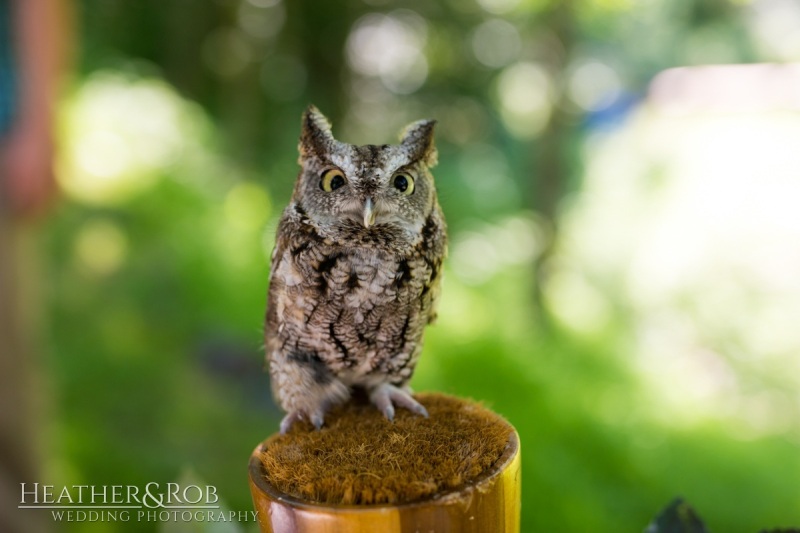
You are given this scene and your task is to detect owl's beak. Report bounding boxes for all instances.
[363,197,377,228]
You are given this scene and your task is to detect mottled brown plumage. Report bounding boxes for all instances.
[265,106,447,433]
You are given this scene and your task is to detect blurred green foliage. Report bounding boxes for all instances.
[39,0,800,532]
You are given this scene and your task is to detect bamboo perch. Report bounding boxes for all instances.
[248,393,521,533]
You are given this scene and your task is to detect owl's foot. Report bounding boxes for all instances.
[369,383,429,422]
[279,409,325,435]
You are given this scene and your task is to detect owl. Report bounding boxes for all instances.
[265,106,447,434]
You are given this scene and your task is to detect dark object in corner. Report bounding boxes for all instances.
[645,498,800,533]
[645,498,707,533]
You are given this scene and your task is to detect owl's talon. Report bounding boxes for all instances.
[279,411,304,435]
[280,410,327,433]
[370,383,427,421]
[370,388,395,421]
[310,412,325,430]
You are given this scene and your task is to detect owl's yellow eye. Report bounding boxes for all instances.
[320,168,347,192]
[392,173,414,195]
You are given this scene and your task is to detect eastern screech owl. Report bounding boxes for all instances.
[265,106,447,434]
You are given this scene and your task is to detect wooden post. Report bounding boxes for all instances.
[248,394,521,533]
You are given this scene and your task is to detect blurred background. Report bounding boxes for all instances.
[2,0,800,531]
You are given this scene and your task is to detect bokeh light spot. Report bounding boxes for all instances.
[246,0,281,9]
[543,269,612,335]
[476,0,521,15]
[568,60,622,112]
[495,62,554,138]
[238,0,286,40]
[346,11,429,94]
[74,130,129,179]
[471,19,521,68]
[224,182,272,231]
[57,74,196,205]
[73,219,129,276]
[451,214,544,285]
[747,0,800,61]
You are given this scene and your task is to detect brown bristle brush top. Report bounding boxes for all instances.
[259,394,514,506]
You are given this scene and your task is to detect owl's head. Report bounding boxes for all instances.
[293,105,439,235]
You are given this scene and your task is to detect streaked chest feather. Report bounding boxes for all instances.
[273,243,430,328]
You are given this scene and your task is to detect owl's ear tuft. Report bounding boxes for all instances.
[299,105,335,160]
[399,119,437,168]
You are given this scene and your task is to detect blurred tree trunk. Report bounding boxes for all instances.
[287,0,355,125]
[530,0,578,329]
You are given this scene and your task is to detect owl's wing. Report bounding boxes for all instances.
[264,208,299,397]
[268,225,288,284]
[425,268,442,325]
[421,205,448,325]
[266,203,309,336]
